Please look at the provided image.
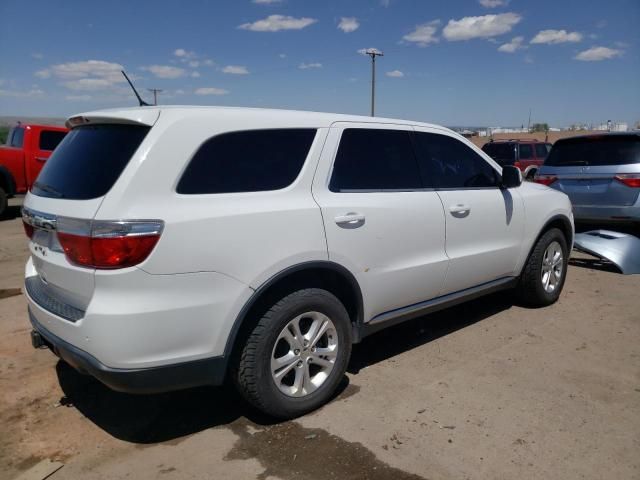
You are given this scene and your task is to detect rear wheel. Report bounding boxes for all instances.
[515,228,568,307]
[234,288,352,419]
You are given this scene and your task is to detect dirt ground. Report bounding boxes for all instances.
[1,197,639,480]
[469,130,605,148]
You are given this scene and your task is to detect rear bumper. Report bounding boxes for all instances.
[572,204,640,223]
[30,309,226,393]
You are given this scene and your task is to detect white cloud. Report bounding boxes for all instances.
[498,36,525,53]
[140,65,186,79]
[338,17,359,33]
[49,60,124,81]
[380,0,390,6]
[31,53,44,60]
[574,46,623,61]
[0,88,44,98]
[357,47,383,55]
[479,0,509,7]
[174,48,196,59]
[298,62,322,69]
[195,87,229,95]
[191,71,201,78]
[252,0,282,3]
[239,15,317,32]
[402,20,440,46]
[63,78,115,91]
[35,69,51,79]
[279,53,287,58]
[222,65,249,75]
[203,59,215,67]
[530,29,583,44]
[65,94,92,101]
[188,60,200,68]
[175,89,185,95]
[386,70,404,77]
[443,13,522,41]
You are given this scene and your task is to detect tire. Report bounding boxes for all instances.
[515,228,568,307]
[234,288,352,419]
[0,187,7,218]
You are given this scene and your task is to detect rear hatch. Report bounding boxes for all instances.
[23,110,159,316]
[541,134,640,207]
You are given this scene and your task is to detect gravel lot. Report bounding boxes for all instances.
[1,197,639,480]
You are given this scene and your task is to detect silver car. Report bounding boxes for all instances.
[535,133,640,226]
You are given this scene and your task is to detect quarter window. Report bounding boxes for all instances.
[329,129,421,192]
[9,127,24,148]
[535,143,549,159]
[413,132,499,189]
[177,129,317,194]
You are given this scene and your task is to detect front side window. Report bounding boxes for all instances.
[177,129,316,194]
[414,132,499,189]
[39,130,67,151]
[519,144,533,160]
[329,128,421,192]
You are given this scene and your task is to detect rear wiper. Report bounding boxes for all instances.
[33,181,65,198]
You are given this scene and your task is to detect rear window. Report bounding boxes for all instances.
[39,130,67,151]
[545,135,640,167]
[329,129,421,192]
[31,124,149,200]
[481,143,515,163]
[177,129,316,194]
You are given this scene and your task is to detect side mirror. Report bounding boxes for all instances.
[501,165,522,188]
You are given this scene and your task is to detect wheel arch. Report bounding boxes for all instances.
[519,213,574,277]
[223,261,364,377]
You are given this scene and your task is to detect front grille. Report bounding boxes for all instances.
[25,276,85,323]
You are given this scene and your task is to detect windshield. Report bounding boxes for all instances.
[32,124,149,199]
[545,135,640,167]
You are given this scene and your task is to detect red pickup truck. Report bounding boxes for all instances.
[0,124,68,215]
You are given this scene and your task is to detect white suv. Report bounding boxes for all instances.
[23,106,574,418]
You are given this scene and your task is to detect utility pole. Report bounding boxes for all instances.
[147,88,163,106]
[365,49,384,117]
[527,108,532,132]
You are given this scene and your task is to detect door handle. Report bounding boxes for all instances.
[334,213,365,226]
[35,156,47,162]
[449,204,471,215]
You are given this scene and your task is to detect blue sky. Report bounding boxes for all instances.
[1,0,638,127]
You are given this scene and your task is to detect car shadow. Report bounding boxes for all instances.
[568,256,621,274]
[56,292,513,443]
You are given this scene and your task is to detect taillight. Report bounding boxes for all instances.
[23,220,34,239]
[614,174,640,188]
[534,174,557,186]
[56,218,163,269]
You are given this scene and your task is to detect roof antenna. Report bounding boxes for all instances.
[121,70,151,107]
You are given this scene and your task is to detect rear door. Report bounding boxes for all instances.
[312,123,449,322]
[518,143,536,171]
[23,117,156,313]
[413,129,525,294]
[543,135,640,208]
[26,128,68,189]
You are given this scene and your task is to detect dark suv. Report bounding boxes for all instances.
[482,140,551,179]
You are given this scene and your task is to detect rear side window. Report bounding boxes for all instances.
[414,132,499,189]
[177,129,316,194]
[535,143,549,159]
[481,143,515,164]
[39,130,67,151]
[545,135,640,167]
[32,124,149,200]
[519,144,533,159]
[329,129,421,192]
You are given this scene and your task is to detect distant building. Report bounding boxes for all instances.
[594,122,628,132]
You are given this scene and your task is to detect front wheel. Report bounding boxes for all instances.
[515,228,568,307]
[234,288,352,419]
[0,187,7,217]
